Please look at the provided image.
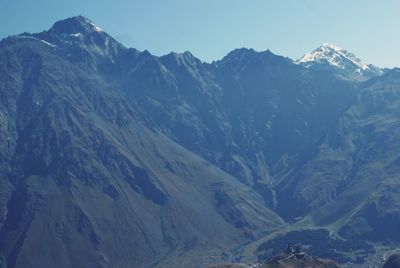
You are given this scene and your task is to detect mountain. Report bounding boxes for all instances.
[236,69,400,266]
[311,69,400,242]
[263,69,400,243]
[0,16,283,268]
[297,43,383,81]
[0,16,398,267]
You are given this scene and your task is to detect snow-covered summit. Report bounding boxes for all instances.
[48,16,104,35]
[24,16,126,64]
[297,43,365,70]
[297,43,382,80]
[26,15,114,48]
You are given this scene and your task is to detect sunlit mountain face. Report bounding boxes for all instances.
[297,43,383,81]
[0,16,398,268]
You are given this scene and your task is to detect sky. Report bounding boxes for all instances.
[1,0,399,68]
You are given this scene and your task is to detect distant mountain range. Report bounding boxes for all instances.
[0,16,399,267]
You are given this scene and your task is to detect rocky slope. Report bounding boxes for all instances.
[305,69,400,242]
[0,15,399,267]
[0,16,283,268]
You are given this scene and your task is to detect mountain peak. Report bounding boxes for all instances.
[320,42,342,51]
[30,15,114,47]
[297,43,382,81]
[297,43,359,67]
[48,15,103,35]
[220,47,281,63]
[24,16,126,67]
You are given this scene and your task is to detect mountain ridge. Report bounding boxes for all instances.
[0,15,398,267]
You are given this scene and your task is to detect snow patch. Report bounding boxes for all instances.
[88,21,103,32]
[70,33,83,38]
[14,35,56,47]
[40,39,57,47]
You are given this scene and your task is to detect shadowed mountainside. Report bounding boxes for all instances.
[0,17,282,268]
[0,16,399,267]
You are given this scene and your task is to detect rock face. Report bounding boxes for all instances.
[308,69,400,242]
[0,15,399,267]
[0,16,283,268]
[384,254,400,268]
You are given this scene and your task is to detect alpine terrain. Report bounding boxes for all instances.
[0,16,399,267]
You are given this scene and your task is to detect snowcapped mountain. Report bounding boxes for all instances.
[297,43,383,81]
[15,16,127,69]
[3,15,400,268]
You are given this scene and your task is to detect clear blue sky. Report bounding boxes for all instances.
[1,0,399,67]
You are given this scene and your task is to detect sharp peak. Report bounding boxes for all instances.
[58,15,99,26]
[63,15,91,22]
[215,47,291,67]
[229,47,267,55]
[297,43,384,78]
[160,51,204,67]
[166,50,195,58]
[48,15,104,35]
[319,43,344,51]
[233,47,256,52]
[298,43,358,63]
[224,47,277,58]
